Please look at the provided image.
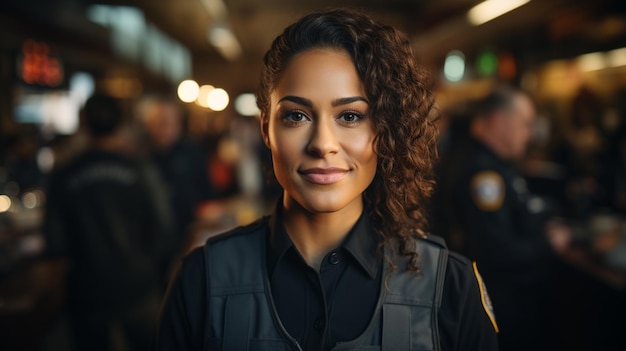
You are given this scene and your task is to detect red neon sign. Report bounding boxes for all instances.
[20,39,63,87]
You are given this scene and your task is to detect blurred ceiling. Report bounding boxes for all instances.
[2,0,626,94]
[112,0,626,60]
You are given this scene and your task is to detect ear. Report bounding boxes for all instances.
[260,113,271,148]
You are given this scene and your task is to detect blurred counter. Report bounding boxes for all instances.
[559,213,626,290]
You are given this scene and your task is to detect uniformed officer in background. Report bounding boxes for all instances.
[432,86,570,351]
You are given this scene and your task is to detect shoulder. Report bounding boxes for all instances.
[412,236,495,328]
[446,251,474,278]
[420,235,474,279]
[419,235,475,297]
[177,217,268,273]
[429,236,475,290]
[420,234,447,248]
[202,217,269,271]
[206,217,268,247]
[441,251,500,333]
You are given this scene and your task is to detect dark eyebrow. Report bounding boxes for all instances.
[332,96,368,107]
[278,96,312,107]
[277,95,368,107]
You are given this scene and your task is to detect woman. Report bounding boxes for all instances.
[156,8,499,351]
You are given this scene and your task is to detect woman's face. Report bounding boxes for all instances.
[262,48,377,215]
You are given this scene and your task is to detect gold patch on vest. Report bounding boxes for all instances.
[473,261,499,333]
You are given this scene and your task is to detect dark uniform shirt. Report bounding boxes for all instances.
[433,137,553,284]
[156,206,499,350]
[267,209,381,350]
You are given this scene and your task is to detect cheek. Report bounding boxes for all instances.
[346,133,377,167]
[269,127,301,171]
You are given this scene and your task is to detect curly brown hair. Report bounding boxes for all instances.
[256,8,439,272]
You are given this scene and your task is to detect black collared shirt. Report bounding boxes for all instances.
[155,207,500,351]
[267,209,382,350]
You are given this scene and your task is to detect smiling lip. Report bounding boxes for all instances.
[299,167,349,185]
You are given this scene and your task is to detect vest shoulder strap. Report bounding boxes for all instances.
[381,236,448,351]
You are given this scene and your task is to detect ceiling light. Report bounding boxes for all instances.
[577,52,606,72]
[468,0,531,26]
[607,47,626,67]
[209,25,242,61]
[201,0,227,19]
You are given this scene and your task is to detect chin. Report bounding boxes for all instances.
[292,192,363,215]
[304,202,346,214]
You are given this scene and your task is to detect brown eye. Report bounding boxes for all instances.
[338,112,364,123]
[287,111,308,122]
[281,110,310,126]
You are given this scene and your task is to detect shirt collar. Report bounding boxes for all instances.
[342,211,381,279]
[267,202,381,280]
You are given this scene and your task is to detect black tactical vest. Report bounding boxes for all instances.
[203,218,448,351]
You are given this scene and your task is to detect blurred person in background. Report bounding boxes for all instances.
[155,8,499,351]
[43,93,176,351]
[137,96,215,256]
[431,86,569,351]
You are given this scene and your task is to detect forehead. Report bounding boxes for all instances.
[272,48,364,98]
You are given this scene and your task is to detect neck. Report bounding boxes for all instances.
[282,196,363,270]
[471,126,506,160]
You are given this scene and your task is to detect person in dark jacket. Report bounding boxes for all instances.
[43,93,176,351]
[432,86,569,351]
[156,8,499,351]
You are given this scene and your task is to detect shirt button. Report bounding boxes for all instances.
[314,318,324,331]
[328,252,340,265]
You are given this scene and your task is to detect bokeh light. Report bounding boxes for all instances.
[195,84,215,108]
[207,88,229,111]
[177,79,199,103]
[22,192,39,209]
[234,93,260,116]
[444,50,465,82]
[0,195,12,213]
[477,50,498,76]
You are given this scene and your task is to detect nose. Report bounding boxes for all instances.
[306,118,339,157]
